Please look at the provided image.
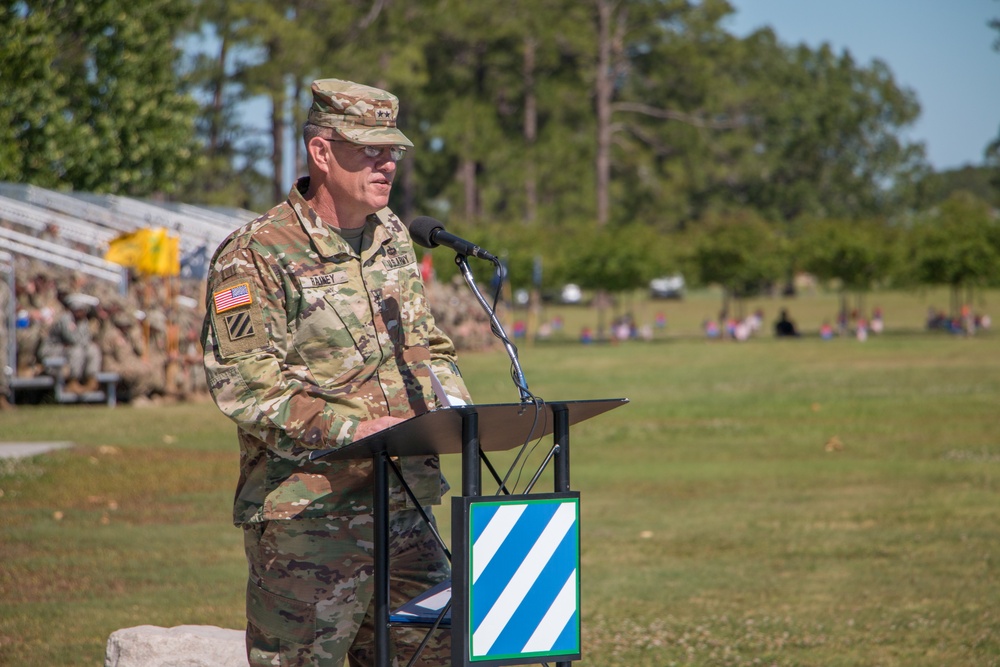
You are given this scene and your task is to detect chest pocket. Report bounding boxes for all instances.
[291,282,370,387]
[374,264,407,347]
[395,264,432,348]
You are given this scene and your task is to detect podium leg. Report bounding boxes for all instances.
[374,451,391,667]
[553,404,570,492]
[461,410,480,496]
[554,404,572,667]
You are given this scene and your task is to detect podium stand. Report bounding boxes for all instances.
[311,398,627,667]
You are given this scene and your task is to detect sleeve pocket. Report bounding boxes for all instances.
[246,579,316,644]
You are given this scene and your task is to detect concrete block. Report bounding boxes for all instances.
[105,625,248,667]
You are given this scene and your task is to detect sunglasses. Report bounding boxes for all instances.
[327,138,407,161]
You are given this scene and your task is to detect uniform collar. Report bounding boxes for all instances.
[288,177,391,260]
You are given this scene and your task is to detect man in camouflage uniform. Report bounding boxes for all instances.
[42,292,102,393]
[0,263,11,407]
[15,272,59,377]
[97,297,160,402]
[201,78,472,667]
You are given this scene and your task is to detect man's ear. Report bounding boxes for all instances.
[307,136,333,173]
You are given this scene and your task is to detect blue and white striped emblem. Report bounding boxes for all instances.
[469,497,580,661]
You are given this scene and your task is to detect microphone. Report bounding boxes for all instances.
[407,216,497,262]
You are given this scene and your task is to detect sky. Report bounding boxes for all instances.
[724,0,1000,171]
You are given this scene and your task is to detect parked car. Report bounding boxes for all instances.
[560,283,583,304]
[649,274,685,299]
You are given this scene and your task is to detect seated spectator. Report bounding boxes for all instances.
[870,307,884,335]
[725,318,738,338]
[14,307,44,377]
[704,319,720,339]
[612,317,631,341]
[820,320,834,340]
[774,309,800,337]
[927,307,949,330]
[14,272,59,377]
[96,297,163,403]
[40,293,103,393]
[733,319,750,342]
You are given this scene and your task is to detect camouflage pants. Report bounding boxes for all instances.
[243,508,451,667]
[67,342,101,381]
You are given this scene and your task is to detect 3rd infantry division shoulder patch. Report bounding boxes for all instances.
[210,280,266,356]
[224,310,255,341]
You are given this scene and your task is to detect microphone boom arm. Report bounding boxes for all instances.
[454,254,532,403]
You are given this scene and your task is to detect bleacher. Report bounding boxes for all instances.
[0,182,254,406]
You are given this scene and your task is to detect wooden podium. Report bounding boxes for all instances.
[311,398,628,667]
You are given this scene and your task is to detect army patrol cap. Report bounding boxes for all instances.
[308,78,413,147]
[65,293,98,312]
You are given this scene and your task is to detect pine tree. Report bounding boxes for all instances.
[1,0,202,196]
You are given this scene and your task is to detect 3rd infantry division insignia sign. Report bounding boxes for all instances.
[467,495,581,663]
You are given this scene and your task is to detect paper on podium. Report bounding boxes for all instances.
[308,398,629,461]
[430,368,467,407]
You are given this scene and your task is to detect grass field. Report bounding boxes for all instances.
[1,289,998,666]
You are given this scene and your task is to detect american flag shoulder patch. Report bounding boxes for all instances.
[214,282,252,313]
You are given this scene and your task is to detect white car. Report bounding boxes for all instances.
[650,275,685,299]
[560,283,583,304]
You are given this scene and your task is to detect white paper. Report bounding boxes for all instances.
[430,368,467,407]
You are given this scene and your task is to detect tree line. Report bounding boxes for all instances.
[2,0,999,313]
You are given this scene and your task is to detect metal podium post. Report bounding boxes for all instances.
[553,404,570,493]
[374,450,391,667]
[552,404,571,667]
[462,410,481,497]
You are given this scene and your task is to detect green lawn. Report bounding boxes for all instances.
[1,289,998,666]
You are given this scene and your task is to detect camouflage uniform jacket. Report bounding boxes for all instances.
[202,179,471,526]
